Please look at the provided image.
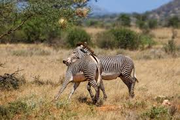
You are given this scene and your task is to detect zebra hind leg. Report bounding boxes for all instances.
[89,80,100,104]
[87,80,107,101]
[120,75,136,98]
[87,82,95,101]
[100,80,107,100]
[68,82,80,101]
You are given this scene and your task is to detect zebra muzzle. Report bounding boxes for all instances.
[63,60,69,65]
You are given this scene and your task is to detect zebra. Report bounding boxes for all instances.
[63,43,138,100]
[54,45,103,104]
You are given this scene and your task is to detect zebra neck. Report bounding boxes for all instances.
[68,62,81,75]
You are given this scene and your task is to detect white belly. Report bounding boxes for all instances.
[102,72,119,80]
[73,73,86,82]
[72,72,119,82]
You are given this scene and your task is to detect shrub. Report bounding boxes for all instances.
[22,17,61,44]
[67,28,91,47]
[141,106,171,120]
[110,28,141,50]
[164,29,178,56]
[0,73,26,91]
[86,20,99,27]
[136,20,147,29]
[164,39,177,55]
[139,34,156,49]
[0,101,28,119]
[117,14,131,27]
[167,16,180,28]
[95,28,155,50]
[96,31,116,49]
[148,19,158,29]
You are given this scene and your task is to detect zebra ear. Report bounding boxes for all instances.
[84,42,87,45]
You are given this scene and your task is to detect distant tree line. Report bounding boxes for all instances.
[84,13,180,30]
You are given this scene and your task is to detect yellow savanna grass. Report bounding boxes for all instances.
[0,43,180,119]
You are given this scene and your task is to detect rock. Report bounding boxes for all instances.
[162,99,171,106]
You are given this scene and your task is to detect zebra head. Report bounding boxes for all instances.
[63,43,94,66]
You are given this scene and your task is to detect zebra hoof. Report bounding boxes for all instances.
[91,96,95,102]
[130,93,135,98]
[93,100,97,104]
[103,96,107,101]
[95,99,103,107]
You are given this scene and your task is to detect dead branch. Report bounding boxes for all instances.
[0,62,5,68]
[11,69,24,76]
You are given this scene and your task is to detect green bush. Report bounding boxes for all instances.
[164,39,177,55]
[141,106,171,120]
[96,28,155,50]
[148,19,158,29]
[164,30,178,56]
[86,20,99,27]
[96,31,116,49]
[136,20,147,29]
[167,16,180,28]
[0,30,27,43]
[139,34,156,49]
[110,28,141,50]
[67,28,91,47]
[117,14,131,27]
[0,101,29,120]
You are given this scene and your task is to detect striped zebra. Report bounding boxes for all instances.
[63,43,138,99]
[54,45,103,104]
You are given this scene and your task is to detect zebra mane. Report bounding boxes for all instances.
[76,42,96,56]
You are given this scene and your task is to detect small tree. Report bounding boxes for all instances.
[164,29,177,56]
[67,28,91,47]
[0,0,93,41]
[117,14,131,27]
[96,31,116,49]
[168,16,180,28]
[110,28,140,50]
[148,19,158,29]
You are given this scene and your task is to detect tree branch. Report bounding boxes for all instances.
[0,15,33,40]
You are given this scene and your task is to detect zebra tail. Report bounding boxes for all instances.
[132,67,139,83]
[97,63,102,86]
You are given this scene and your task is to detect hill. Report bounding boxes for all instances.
[149,0,180,20]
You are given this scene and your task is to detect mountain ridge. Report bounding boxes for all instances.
[148,0,180,20]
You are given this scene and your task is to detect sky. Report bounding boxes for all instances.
[92,0,172,13]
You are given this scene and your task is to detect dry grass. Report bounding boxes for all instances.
[0,43,180,119]
[151,28,180,45]
[84,27,180,48]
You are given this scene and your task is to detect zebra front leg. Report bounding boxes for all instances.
[89,80,100,104]
[68,82,80,101]
[54,77,71,101]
